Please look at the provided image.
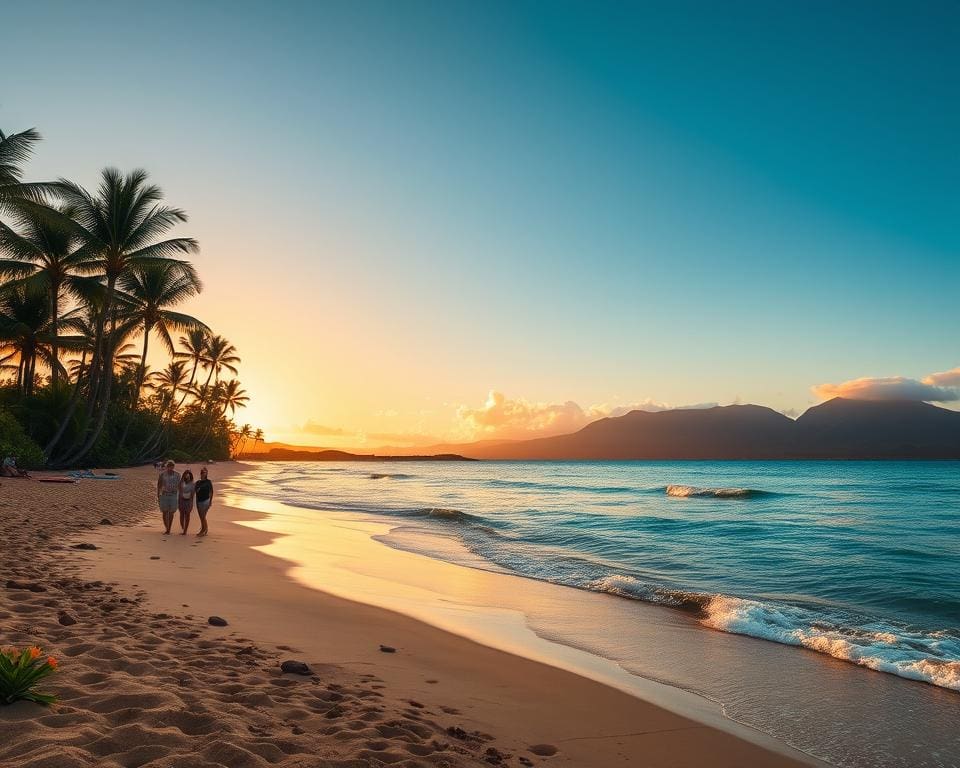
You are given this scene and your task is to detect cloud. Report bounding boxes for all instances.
[812,373,960,403]
[923,367,960,388]
[301,421,347,436]
[456,391,717,440]
[457,391,589,440]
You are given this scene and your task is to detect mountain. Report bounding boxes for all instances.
[399,399,960,460]
[793,398,960,458]
[455,404,797,460]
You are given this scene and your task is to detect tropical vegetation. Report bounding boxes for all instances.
[0,645,58,706]
[0,126,259,467]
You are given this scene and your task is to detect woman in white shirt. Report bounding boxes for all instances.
[178,469,196,535]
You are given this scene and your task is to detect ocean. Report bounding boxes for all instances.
[229,460,960,767]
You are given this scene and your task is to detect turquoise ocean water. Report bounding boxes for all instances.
[231,460,960,766]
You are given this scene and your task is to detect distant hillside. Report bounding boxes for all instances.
[384,399,960,460]
[458,404,798,460]
[241,448,475,462]
[793,398,960,458]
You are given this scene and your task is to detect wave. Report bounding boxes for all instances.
[588,574,708,612]
[369,473,413,480]
[702,596,960,690]
[665,484,771,499]
[412,507,470,522]
[588,574,960,691]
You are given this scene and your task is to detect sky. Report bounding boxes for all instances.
[3,1,958,448]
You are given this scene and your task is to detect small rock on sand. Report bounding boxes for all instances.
[5,580,46,592]
[71,542,98,550]
[208,616,229,626]
[58,612,78,626]
[379,644,397,653]
[150,556,160,560]
[280,660,312,675]
[529,744,558,756]
[99,518,113,525]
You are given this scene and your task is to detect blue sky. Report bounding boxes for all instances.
[2,1,958,443]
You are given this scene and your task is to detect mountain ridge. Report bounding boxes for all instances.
[375,399,960,460]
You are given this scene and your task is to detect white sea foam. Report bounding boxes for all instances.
[701,595,960,691]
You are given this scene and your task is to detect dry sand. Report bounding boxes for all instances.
[0,463,815,767]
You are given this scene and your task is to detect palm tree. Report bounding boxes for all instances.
[175,327,209,389]
[53,168,199,463]
[117,260,206,402]
[218,379,249,416]
[0,128,44,209]
[0,201,95,390]
[200,334,240,392]
[0,284,64,394]
[252,427,264,452]
[151,360,189,411]
[232,423,253,456]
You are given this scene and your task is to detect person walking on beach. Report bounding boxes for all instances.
[157,461,180,534]
[195,467,213,537]
[178,469,196,535]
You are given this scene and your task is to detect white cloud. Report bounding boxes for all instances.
[812,371,960,403]
[923,367,960,388]
[456,391,716,440]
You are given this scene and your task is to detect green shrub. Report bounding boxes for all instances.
[0,408,45,469]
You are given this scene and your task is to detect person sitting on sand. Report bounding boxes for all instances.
[2,456,30,478]
[194,467,213,537]
[178,469,196,535]
[157,461,181,534]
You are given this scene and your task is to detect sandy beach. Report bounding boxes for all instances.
[0,462,816,767]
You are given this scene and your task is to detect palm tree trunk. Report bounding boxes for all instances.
[44,350,87,459]
[56,275,119,465]
[135,321,151,404]
[117,322,153,450]
[200,365,215,403]
[49,283,59,392]
[176,359,199,408]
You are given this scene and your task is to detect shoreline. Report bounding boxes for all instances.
[82,461,815,767]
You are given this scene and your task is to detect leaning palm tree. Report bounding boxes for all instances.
[52,168,199,464]
[150,360,189,416]
[174,327,209,389]
[0,201,94,390]
[200,334,240,392]
[116,260,206,402]
[218,379,249,416]
[134,359,191,462]
[189,378,247,455]
[232,423,253,456]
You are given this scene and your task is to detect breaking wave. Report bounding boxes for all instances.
[588,574,960,691]
[702,595,960,691]
[666,484,769,499]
